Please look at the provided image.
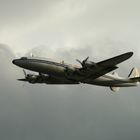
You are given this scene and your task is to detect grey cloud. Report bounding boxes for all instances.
[0,0,62,27]
[0,0,140,55]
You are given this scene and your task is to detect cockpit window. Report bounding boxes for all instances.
[21,57,28,60]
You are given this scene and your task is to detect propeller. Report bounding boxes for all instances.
[17,69,28,81]
[23,69,34,79]
[23,69,27,77]
[76,57,89,67]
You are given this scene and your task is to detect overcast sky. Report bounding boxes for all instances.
[0,0,140,140]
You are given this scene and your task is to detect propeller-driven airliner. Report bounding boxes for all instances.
[12,52,140,92]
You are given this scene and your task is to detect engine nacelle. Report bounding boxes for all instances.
[65,66,75,77]
[27,74,48,84]
[27,75,38,84]
[84,61,97,68]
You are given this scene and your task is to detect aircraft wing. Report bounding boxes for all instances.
[97,52,133,67]
[78,52,133,80]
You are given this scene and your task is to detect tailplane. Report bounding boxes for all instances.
[110,68,140,92]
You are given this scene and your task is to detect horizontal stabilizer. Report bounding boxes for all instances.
[130,77,140,82]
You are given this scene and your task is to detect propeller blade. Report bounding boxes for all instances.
[76,57,89,67]
[76,59,82,65]
[17,79,28,81]
[39,72,43,76]
[83,56,89,63]
[23,69,27,77]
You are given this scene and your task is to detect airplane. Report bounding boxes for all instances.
[12,52,140,92]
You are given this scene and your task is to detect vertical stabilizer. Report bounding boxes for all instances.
[128,67,140,78]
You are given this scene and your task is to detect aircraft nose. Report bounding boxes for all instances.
[12,59,19,65]
[12,58,27,68]
[12,59,15,64]
[12,59,18,65]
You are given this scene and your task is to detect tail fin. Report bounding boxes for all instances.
[128,67,140,78]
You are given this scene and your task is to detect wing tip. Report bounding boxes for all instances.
[126,51,133,57]
[122,51,133,60]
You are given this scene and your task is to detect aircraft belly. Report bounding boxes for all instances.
[84,77,114,86]
[46,76,79,84]
[110,83,138,87]
[86,80,115,87]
